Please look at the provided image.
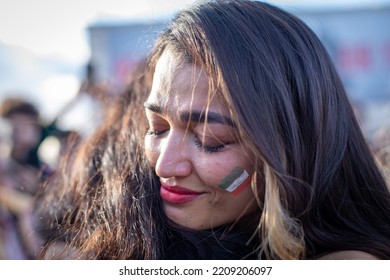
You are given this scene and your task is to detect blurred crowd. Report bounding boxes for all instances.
[0,75,114,259]
[0,96,79,259]
[0,73,389,260]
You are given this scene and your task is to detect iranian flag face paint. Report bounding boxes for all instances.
[219,166,252,195]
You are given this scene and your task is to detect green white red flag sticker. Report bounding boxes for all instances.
[219,166,251,195]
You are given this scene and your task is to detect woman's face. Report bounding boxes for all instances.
[144,49,258,230]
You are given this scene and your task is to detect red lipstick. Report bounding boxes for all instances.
[160,184,203,204]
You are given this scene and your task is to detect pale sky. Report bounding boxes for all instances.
[1,0,389,64]
[0,0,197,63]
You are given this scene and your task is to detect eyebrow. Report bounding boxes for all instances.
[144,102,163,113]
[144,102,235,127]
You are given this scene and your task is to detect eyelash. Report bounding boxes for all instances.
[194,137,226,153]
[146,128,227,153]
[146,129,169,136]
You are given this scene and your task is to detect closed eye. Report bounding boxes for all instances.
[194,136,227,153]
[146,129,169,136]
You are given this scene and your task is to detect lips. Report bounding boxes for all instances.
[160,183,204,204]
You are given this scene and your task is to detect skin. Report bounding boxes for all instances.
[318,251,379,260]
[144,49,259,230]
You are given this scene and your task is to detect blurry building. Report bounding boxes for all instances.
[87,3,390,138]
[295,5,390,136]
[87,19,165,92]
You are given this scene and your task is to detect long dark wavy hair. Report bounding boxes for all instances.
[34,0,390,259]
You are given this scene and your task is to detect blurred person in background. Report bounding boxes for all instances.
[0,97,45,206]
[0,97,43,178]
[0,94,84,259]
[0,97,44,259]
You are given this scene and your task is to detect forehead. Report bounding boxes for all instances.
[148,49,225,114]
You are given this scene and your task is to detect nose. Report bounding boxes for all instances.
[155,130,192,178]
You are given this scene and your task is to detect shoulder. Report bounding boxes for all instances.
[316,250,379,260]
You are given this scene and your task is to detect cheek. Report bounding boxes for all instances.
[199,161,240,194]
[205,152,253,182]
[200,156,255,198]
[144,137,159,165]
[197,159,225,184]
